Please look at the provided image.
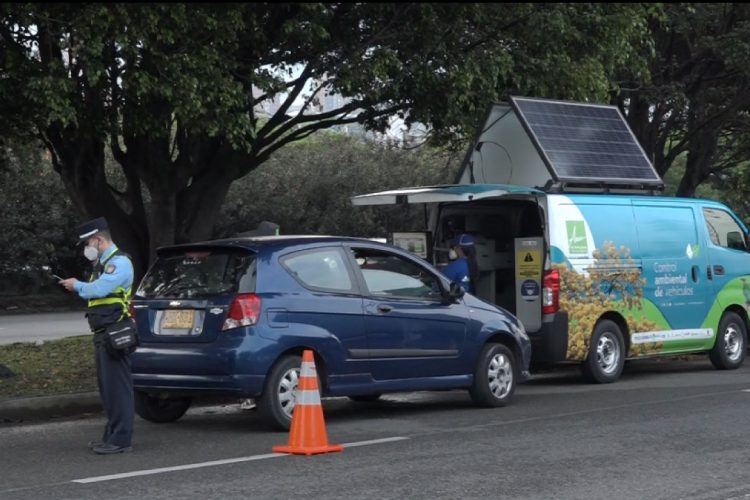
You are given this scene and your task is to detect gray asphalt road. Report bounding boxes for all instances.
[2,358,750,499]
[0,311,88,345]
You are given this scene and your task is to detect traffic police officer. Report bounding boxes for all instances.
[59,217,135,455]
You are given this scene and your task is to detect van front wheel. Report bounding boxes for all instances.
[582,320,625,384]
[710,312,746,370]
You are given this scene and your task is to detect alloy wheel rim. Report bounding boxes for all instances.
[724,324,743,362]
[278,367,299,418]
[597,332,620,374]
[488,353,513,399]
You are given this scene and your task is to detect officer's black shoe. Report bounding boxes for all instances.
[93,443,133,455]
[87,440,104,449]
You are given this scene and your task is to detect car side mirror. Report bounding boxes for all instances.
[442,281,465,304]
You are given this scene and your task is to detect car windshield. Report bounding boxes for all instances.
[137,248,255,299]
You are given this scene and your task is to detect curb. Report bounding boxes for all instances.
[0,392,101,423]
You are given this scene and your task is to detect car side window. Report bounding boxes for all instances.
[351,247,442,300]
[703,208,747,251]
[282,248,353,291]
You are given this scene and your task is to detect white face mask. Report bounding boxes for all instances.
[448,249,458,260]
[83,240,99,261]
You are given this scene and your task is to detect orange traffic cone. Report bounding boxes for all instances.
[272,350,343,456]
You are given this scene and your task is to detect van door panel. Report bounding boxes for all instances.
[632,204,712,353]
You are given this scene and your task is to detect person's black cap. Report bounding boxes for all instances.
[75,217,109,244]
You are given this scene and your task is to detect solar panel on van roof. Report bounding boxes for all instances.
[510,97,663,188]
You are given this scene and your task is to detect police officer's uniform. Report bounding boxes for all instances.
[72,218,134,454]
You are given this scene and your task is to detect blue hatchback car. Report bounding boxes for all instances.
[131,236,531,430]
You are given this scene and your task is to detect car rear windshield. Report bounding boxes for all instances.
[137,248,256,299]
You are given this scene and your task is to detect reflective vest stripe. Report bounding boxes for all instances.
[86,249,132,320]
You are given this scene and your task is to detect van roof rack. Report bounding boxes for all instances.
[542,180,665,195]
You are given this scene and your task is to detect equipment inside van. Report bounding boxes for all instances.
[353,97,749,383]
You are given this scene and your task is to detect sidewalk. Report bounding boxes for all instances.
[0,392,101,423]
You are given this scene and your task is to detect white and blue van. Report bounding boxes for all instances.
[352,97,750,383]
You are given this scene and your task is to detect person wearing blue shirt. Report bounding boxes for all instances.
[60,217,135,455]
[442,233,478,294]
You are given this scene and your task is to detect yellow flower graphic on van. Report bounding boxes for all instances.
[566,221,588,255]
[557,241,662,360]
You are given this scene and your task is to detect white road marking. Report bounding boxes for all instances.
[71,436,409,484]
[741,389,750,393]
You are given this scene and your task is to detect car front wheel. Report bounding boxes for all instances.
[469,343,517,407]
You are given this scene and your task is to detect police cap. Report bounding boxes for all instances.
[75,217,109,244]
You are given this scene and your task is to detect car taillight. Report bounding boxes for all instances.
[128,303,136,319]
[542,269,560,315]
[222,293,262,331]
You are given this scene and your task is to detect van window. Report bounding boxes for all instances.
[138,249,255,299]
[703,208,747,250]
[633,205,697,258]
[282,248,353,291]
[351,248,442,300]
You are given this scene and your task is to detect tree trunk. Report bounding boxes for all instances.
[146,188,178,264]
[677,128,718,197]
[178,172,236,243]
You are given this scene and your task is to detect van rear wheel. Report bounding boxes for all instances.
[582,320,625,384]
[710,312,746,370]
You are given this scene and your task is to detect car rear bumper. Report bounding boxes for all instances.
[131,332,269,397]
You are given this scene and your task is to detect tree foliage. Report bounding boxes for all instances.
[613,3,750,196]
[0,3,655,277]
[216,133,460,239]
[0,140,80,294]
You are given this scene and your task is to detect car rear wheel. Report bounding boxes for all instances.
[710,312,746,370]
[134,392,191,423]
[258,354,302,431]
[469,343,517,407]
[582,320,625,384]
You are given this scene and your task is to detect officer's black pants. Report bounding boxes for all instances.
[94,333,134,447]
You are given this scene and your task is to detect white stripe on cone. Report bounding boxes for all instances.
[300,361,316,377]
[295,389,321,405]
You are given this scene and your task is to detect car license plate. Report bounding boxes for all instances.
[162,309,195,329]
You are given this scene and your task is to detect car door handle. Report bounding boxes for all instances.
[713,265,725,276]
[707,265,713,280]
[376,304,393,314]
[691,265,699,282]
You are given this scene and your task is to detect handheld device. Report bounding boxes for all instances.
[41,265,64,281]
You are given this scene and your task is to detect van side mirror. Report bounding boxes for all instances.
[442,281,465,304]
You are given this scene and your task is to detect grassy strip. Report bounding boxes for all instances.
[0,335,96,401]
[0,292,82,315]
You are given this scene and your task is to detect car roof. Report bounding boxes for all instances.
[157,235,390,253]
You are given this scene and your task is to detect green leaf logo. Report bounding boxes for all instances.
[566,221,588,255]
